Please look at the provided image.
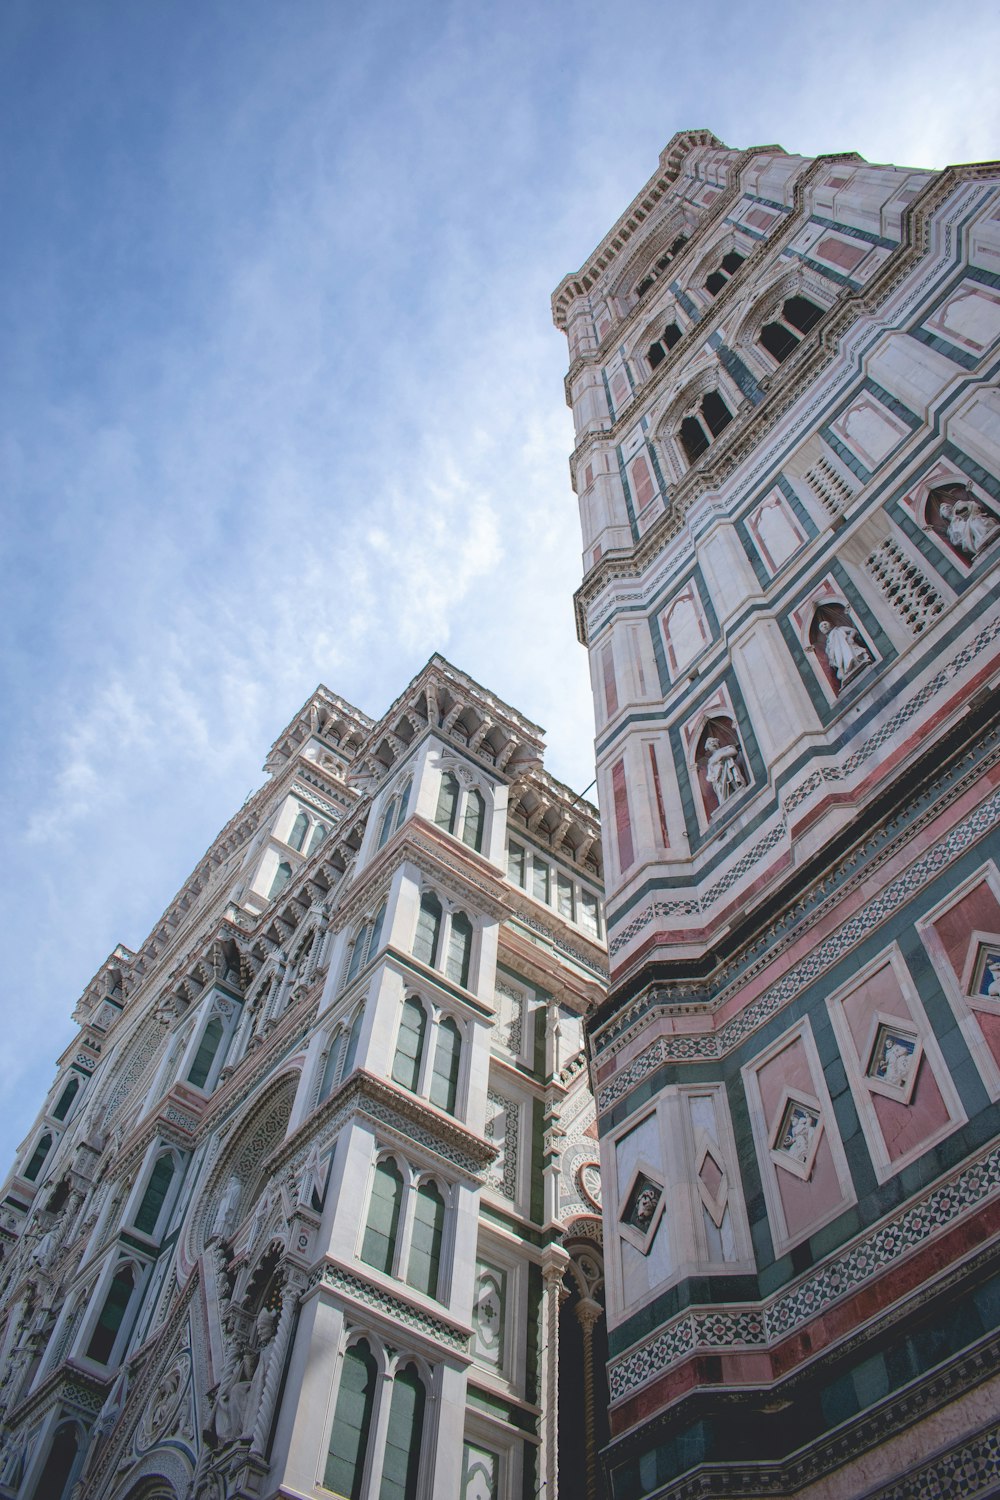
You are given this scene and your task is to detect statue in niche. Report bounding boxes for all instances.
[205,1344,255,1446]
[244,1306,279,1433]
[701,727,748,810]
[210,1175,242,1242]
[818,617,871,685]
[927,482,1000,559]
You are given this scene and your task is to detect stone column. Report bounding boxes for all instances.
[250,1281,299,1457]
[538,1257,569,1500]
[575,1296,604,1500]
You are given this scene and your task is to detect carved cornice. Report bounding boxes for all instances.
[317,1262,471,1354]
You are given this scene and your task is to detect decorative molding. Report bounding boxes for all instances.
[319,1263,470,1352]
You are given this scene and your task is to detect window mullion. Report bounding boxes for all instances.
[363,1367,397,1500]
[416,1010,438,1097]
[394,1180,416,1280]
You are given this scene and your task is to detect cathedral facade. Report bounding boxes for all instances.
[0,659,608,1499]
[552,133,1000,1497]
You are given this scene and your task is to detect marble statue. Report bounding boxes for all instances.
[940,495,999,557]
[818,618,871,684]
[704,736,747,806]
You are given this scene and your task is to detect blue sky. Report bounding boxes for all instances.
[2,0,998,1173]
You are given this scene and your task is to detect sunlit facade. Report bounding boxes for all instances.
[0,658,608,1500]
[553,131,1000,1498]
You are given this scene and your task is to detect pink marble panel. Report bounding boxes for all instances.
[841,962,912,1052]
[871,1059,949,1162]
[816,236,866,272]
[932,882,1000,982]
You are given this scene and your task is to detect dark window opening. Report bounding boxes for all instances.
[680,417,710,464]
[662,322,682,350]
[761,321,800,363]
[784,295,823,334]
[635,276,654,298]
[705,270,726,297]
[721,251,745,275]
[701,390,733,437]
[648,342,666,369]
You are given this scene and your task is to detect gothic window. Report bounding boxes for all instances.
[435,772,460,834]
[580,889,601,938]
[392,998,427,1092]
[759,295,824,363]
[407,1181,445,1297]
[346,902,388,984]
[679,391,733,466]
[705,250,745,296]
[381,1363,426,1500]
[446,911,473,988]
[430,1018,462,1114]
[85,1261,138,1364]
[341,1006,365,1082]
[288,810,310,851]
[23,1131,52,1182]
[31,1422,80,1500]
[133,1153,175,1237]
[462,789,485,852]
[378,778,412,849]
[532,858,550,903]
[187,1016,224,1089]
[307,820,329,855]
[647,320,683,369]
[268,861,292,900]
[52,1075,80,1121]
[413,892,443,968]
[361,1158,404,1275]
[324,1339,378,1498]
[556,872,575,921]
[633,234,688,304]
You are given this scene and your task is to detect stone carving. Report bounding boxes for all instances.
[942,495,999,557]
[818,618,871,685]
[704,735,747,807]
[773,1099,821,1176]
[205,1345,254,1446]
[211,1175,242,1242]
[139,1352,188,1449]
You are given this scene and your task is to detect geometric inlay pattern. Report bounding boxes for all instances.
[599,787,1000,1112]
[607,1139,1000,1402]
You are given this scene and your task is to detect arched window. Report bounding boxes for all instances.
[462,789,485,852]
[680,415,710,465]
[445,911,473,988]
[759,295,824,363]
[407,1181,444,1297]
[23,1132,52,1183]
[134,1154,175,1236]
[361,1158,403,1274]
[429,1018,461,1114]
[31,1421,80,1500]
[377,800,397,849]
[341,1007,365,1080]
[392,998,427,1092]
[318,1032,345,1103]
[346,902,386,985]
[679,391,733,468]
[435,772,459,834]
[187,1015,224,1089]
[705,250,745,296]
[306,821,328,855]
[395,779,411,831]
[413,893,443,968]
[324,1339,377,1499]
[86,1262,137,1364]
[288,811,309,851]
[647,321,682,370]
[268,861,292,900]
[381,1363,426,1500]
[52,1076,80,1122]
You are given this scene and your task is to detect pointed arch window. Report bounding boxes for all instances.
[760,295,824,364]
[648,320,683,369]
[413,892,443,968]
[52,1076,80,1122]
[705,249,745,297]
[23,1132,52,1183]
[268,861,292,900]
[306,820,329,855]
[187,1015,224,1089]
[288,811,309,851]
[86,1262,137,1364]
[435,772,460,834]
[446,911,473,988]
[429,1018,461,1114]
[462,789,485,852]
[361,1158,403,1274]
[381,1363,426,1500]
[341,1006,365,1081]
[324,1339,377,1499]
[134,1154,175,1237]
[679,391,733,467]
[392,998,427,1092]
[347,902,387,984]
[407,1181,445,1298]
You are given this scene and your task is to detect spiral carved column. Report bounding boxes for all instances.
[575,1295,603,1500]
